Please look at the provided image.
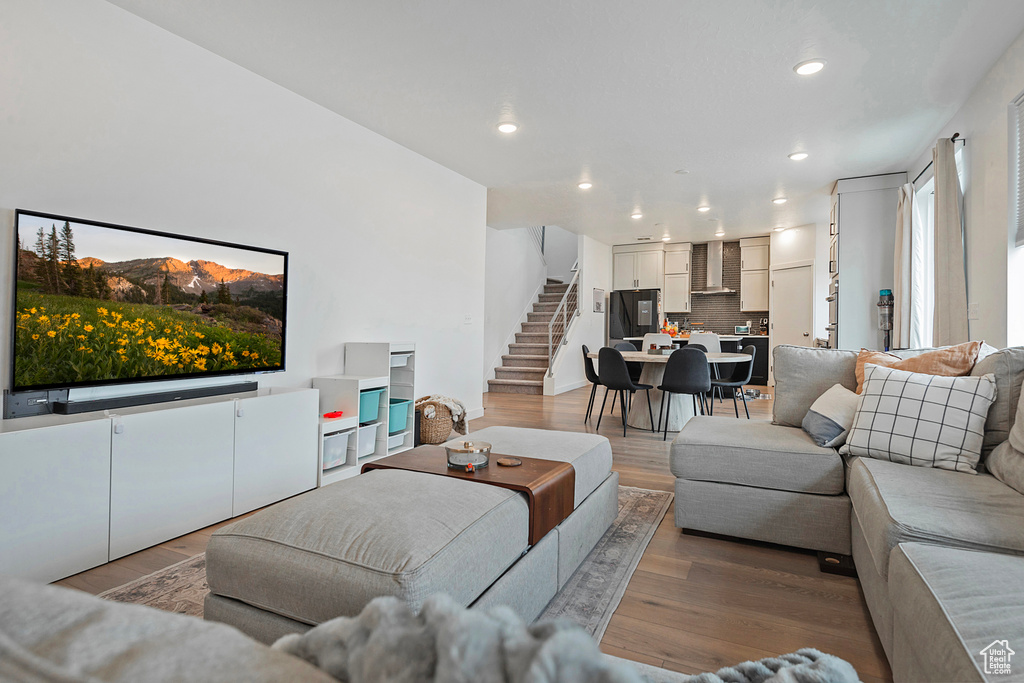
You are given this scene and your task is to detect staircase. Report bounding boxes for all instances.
[487,279,569,395]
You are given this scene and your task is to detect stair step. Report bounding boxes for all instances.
[495,367,547,380]
[533,303,558,312]
[538,293,564,302]
[515,332,552,344]
[509,343,549,354]
[544,283,570,294]
[521,322,564,333]
[546,278,563,285]
[487,378,544,395]
[527,312,555,323]
[501,354,549,368]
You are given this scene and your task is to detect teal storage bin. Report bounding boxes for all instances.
[388,398,413,434]
[358,388,385,424]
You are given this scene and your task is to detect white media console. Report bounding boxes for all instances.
[0,386,318,583]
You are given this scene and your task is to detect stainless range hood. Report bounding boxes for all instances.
[692,241,735,294]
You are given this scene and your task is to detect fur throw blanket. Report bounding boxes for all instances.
[415,395,467,435]
[272,595,860,683]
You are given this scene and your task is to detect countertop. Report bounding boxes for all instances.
[624,334,769,342]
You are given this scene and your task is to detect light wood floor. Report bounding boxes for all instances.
[56,385,891,681]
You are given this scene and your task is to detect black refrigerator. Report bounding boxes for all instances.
[608,289,661,346]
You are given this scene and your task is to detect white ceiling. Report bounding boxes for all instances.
[108,0,1024,245]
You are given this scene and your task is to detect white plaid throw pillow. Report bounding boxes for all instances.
[840,364,997,473]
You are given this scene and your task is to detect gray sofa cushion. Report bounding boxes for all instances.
[207,469,529,625]
[671,416,845,495]
[848,457,1024,580]
[0,575,334,683]
[448,426,612,508]
[889,543,1024,682]
[772,346,859,427]
[971,346,1024,455]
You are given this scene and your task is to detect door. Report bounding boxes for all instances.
[635,251,662,289]
[613,252,636,290]
[770,265,814,381]
[109,402,234,560]
[664,273,690,312]
[740,270,769,311]
[233,390,319,516]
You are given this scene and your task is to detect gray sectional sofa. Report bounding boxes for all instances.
[672,344,1024,682]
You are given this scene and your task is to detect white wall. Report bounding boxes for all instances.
[0,0,487,417]
[547,234,611,394]
[482,227,547,388]
[543,225,579,283]
[906,27,1024,348]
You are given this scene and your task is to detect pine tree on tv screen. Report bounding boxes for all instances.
[13,212,286,391]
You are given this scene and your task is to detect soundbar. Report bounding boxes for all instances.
[51,381,259,415]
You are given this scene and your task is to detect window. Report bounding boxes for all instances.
[910,144,965,348]
[1013,91,1024,248]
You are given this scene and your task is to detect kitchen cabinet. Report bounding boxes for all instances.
[740,270,769,311]
[743,337,771,385]
[612,246,663,290]
[664,248,691,274]
[664,273,691,312]
[739,239,770,271]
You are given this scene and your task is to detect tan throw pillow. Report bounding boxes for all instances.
[854,341,982,394]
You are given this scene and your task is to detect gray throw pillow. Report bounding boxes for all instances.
[840,364,997,474]
[802,383,861,448]
[987,377,1024,495]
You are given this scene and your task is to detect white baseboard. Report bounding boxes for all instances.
[553,379,588,395]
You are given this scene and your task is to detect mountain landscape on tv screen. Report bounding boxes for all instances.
[14,220,285,389]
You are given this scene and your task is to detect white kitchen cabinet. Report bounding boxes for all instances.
[664,248,691,275]
[612,252,637,290]
[612,247,663,290]
[232,389,318,516]
[664,274,691,312]
[109,401,235,560]
[740,238,770,271]
[0,419,112,582]
[740,269,770,311]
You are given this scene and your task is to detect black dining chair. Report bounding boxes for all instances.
[613,342,644,386]
[581,344,603,423]
[657,348,712,440]
[596,347,655,437]
[710,344,756,418]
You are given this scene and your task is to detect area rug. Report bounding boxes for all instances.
[99,485,672,642]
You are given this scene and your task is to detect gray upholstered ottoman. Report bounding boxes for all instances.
[204,427,617,644]
[670,416,851,555]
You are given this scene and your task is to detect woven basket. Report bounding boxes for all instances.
[417,398,453,444]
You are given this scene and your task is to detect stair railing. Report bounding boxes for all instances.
[528,226,547,264]
[547,260,581,377]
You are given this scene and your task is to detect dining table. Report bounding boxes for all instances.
[587,349,754,432]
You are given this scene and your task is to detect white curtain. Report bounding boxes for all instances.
[932,137,969,346]
[893,183,914,348]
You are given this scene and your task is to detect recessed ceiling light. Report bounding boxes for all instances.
[794,59,826,76]
[697,206,711,212]
[715,230,725,237]
[674,169,690,175]
[788,152,809,161]
[631,212,643,219]
[774,226,787,232]
[662,236,671,242]
[578,182,592,190]
[497,122,518,133]
[773,197,788,205]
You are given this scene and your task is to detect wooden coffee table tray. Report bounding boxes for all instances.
[362,446,575,545]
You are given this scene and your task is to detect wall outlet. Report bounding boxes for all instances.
[968,302,980,320]
[463,314,473,325]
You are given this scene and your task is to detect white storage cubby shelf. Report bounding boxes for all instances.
[312,342,416,487]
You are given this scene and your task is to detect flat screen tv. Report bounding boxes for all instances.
[11,209,287,392]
